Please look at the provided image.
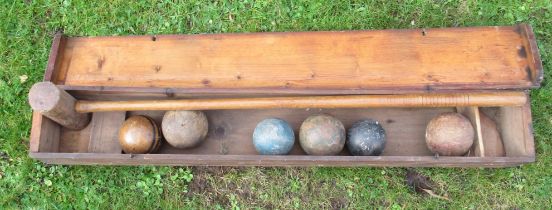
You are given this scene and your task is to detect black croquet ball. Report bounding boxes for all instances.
[347,119,386,156]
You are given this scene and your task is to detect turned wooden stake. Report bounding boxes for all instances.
[75,92,527,112]
[29,82,90,130]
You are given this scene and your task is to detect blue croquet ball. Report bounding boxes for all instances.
[347,119,386,156]
[252,118,295,155]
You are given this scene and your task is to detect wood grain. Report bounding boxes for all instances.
[477,111,505,157]
[88,112,126,153]
[75,92,527,112]
[29,82,90,129]
[43,32,66,82]
[50,24,541,94]
[29,112,61,153]
[29,112,60,152]
[29,153,534,167]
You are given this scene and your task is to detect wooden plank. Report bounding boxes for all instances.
[43,32,66,82]
[477,110,505,157]
[519,24,544,86]
[29,112,61,153]
[59,122,92,153]
[88,112,126,153]
[521,101,535,157]
[51,25,539,94]
[29,112,43,153]
[497,104,532,156]
[29,153,534,167]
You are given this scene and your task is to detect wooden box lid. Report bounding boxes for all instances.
[46,24,542,94]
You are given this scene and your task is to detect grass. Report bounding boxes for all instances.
[1,0,551,208]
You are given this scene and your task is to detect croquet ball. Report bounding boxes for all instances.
[162,110,208,149]
[119,115,162,154]
[252,118,295,155]
[347,119,386,156]
[425,112,474,156]
[299,114,345,155]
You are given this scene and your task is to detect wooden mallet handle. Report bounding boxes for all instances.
[29,82,526,129]
[75,92,527,112]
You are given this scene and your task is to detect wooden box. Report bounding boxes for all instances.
[29,24,542,167]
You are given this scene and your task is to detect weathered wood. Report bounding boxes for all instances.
[28,82,90,129]
[59,125,91,153]
[498,106,529,156]
[519,24,544,85]
[476,111,505,157]
[43,32,66,82]
[75,92,527,113]
[521,102,535,157]
[29,153,534,167]
[472,107,485,157]
[50,24,541,94]
[88,112,126,153]
[28,25,540,167]
[29,112,60,153]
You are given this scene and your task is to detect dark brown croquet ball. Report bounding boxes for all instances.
[347,119,386,156]
[118,115,162,154]
[299,114,345,155]
[161,110,208,149]
[425,112,474,156]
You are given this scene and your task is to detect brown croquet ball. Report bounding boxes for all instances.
[161,110,208,149]
[118,115,162,154]
[425,112,474,156]
[299,114,345,155]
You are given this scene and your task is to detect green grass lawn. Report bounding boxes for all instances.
[1,0,551,209]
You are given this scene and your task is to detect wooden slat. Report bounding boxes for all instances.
[29,153,534,167]
[472,107,485,157]
[29,112,43,153]
[521,101,535,157]
[477,110,505,157]
[29,112,61,153]
[519,24,544,85]
[43,32,66,82]
[51,24,541,94]
[497,101,535,156]
[88,112,126,153]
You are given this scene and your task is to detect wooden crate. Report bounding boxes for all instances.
[29,24,542,167]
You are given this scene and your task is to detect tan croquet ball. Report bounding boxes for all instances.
[299,114,346,155]
[118,115,162,154]
[425,112,474,156]
[162,110,208,149]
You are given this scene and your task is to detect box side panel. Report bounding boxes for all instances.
[30,153,534,167]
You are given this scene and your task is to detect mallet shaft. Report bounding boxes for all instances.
[75,92,527,113]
